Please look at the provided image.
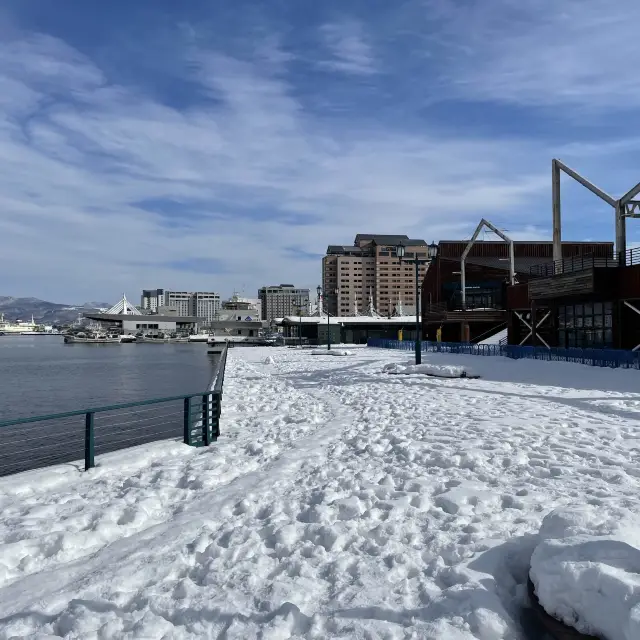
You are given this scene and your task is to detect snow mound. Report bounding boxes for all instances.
[263,356,275,364]
[530,505,640,640]
[310,349,353,356]
[383,361,473,378]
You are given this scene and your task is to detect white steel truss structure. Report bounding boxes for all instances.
[106,293,141,316]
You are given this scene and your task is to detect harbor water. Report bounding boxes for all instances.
[0,336,217,421]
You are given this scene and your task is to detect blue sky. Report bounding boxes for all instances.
[0,0,639,303]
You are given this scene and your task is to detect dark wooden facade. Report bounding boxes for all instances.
[421,242,614,343]
[422,257,510,342]
[422,241,617,344]
[506,263,640,350]
[437,240,614,260]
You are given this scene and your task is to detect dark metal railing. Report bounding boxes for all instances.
[0,345,229,477]
[368,338,640,369]
[529,246,640,278]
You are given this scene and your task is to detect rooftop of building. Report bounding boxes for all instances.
[259,284,308,290]
[327,235,428,255]
[354,234,427,246]
[83,312,203,322]
[276,315,421,325]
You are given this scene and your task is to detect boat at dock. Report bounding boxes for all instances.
[137,333,189,344]
[0,313,47,335]
[64,331,137,344]
[188,334,214,343]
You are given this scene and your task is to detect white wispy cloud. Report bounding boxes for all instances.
[427,0,640,110]
[0,24,578,303]
[319,20,377,76]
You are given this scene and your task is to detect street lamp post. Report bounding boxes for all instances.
[317,285,337,350]
[396,242,438,365]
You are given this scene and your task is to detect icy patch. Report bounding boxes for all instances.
[310,349,354,356]
[530,505,640,640]
[383,362,473,378]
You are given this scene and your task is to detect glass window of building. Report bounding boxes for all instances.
[558,302,613,348]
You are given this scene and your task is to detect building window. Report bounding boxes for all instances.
[558,302,613,348]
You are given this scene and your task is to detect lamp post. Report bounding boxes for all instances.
[317,285,337,350]
[396,242,438,365]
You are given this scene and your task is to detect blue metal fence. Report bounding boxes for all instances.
[0,345,229,477]
[367,338,640,369]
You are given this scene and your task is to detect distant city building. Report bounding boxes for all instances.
[222,293,262,320]
[141,290,221,320]
[322,234,429,317]
[141,289,164,312]
[258,284,310,322]
[163,291,193,317]
[194,292,221,323]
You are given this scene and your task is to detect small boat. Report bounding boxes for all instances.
[119,334,137,343]
[64,332,127,344]
[138,332,189,344]
[188,334,213,343]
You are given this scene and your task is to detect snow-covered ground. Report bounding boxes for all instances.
[1,346,640,639]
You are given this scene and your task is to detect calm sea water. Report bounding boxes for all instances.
[0,336,217,421]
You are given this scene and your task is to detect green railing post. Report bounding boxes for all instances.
[202,394,210,446]
[84,411,95,471]
[211,393,220,442]
[183,397,191,445]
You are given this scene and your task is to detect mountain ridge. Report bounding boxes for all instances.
[0,297,112,325]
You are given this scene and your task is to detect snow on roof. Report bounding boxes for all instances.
[278,315,419,325]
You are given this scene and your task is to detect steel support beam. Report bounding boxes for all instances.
[616,202,627,265]
[552,159,638,261]
[461,218,514,309]
[623,301,640,351]
[621,182,640,205]
[552,160,562,263]
[515,311,551,348]
[554,160,616,207]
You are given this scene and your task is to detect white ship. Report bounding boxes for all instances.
[0,314,44,335]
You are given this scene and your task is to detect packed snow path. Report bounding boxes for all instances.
[1,347,640,639]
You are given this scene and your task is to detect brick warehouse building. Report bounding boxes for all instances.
[421,240,614,343]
